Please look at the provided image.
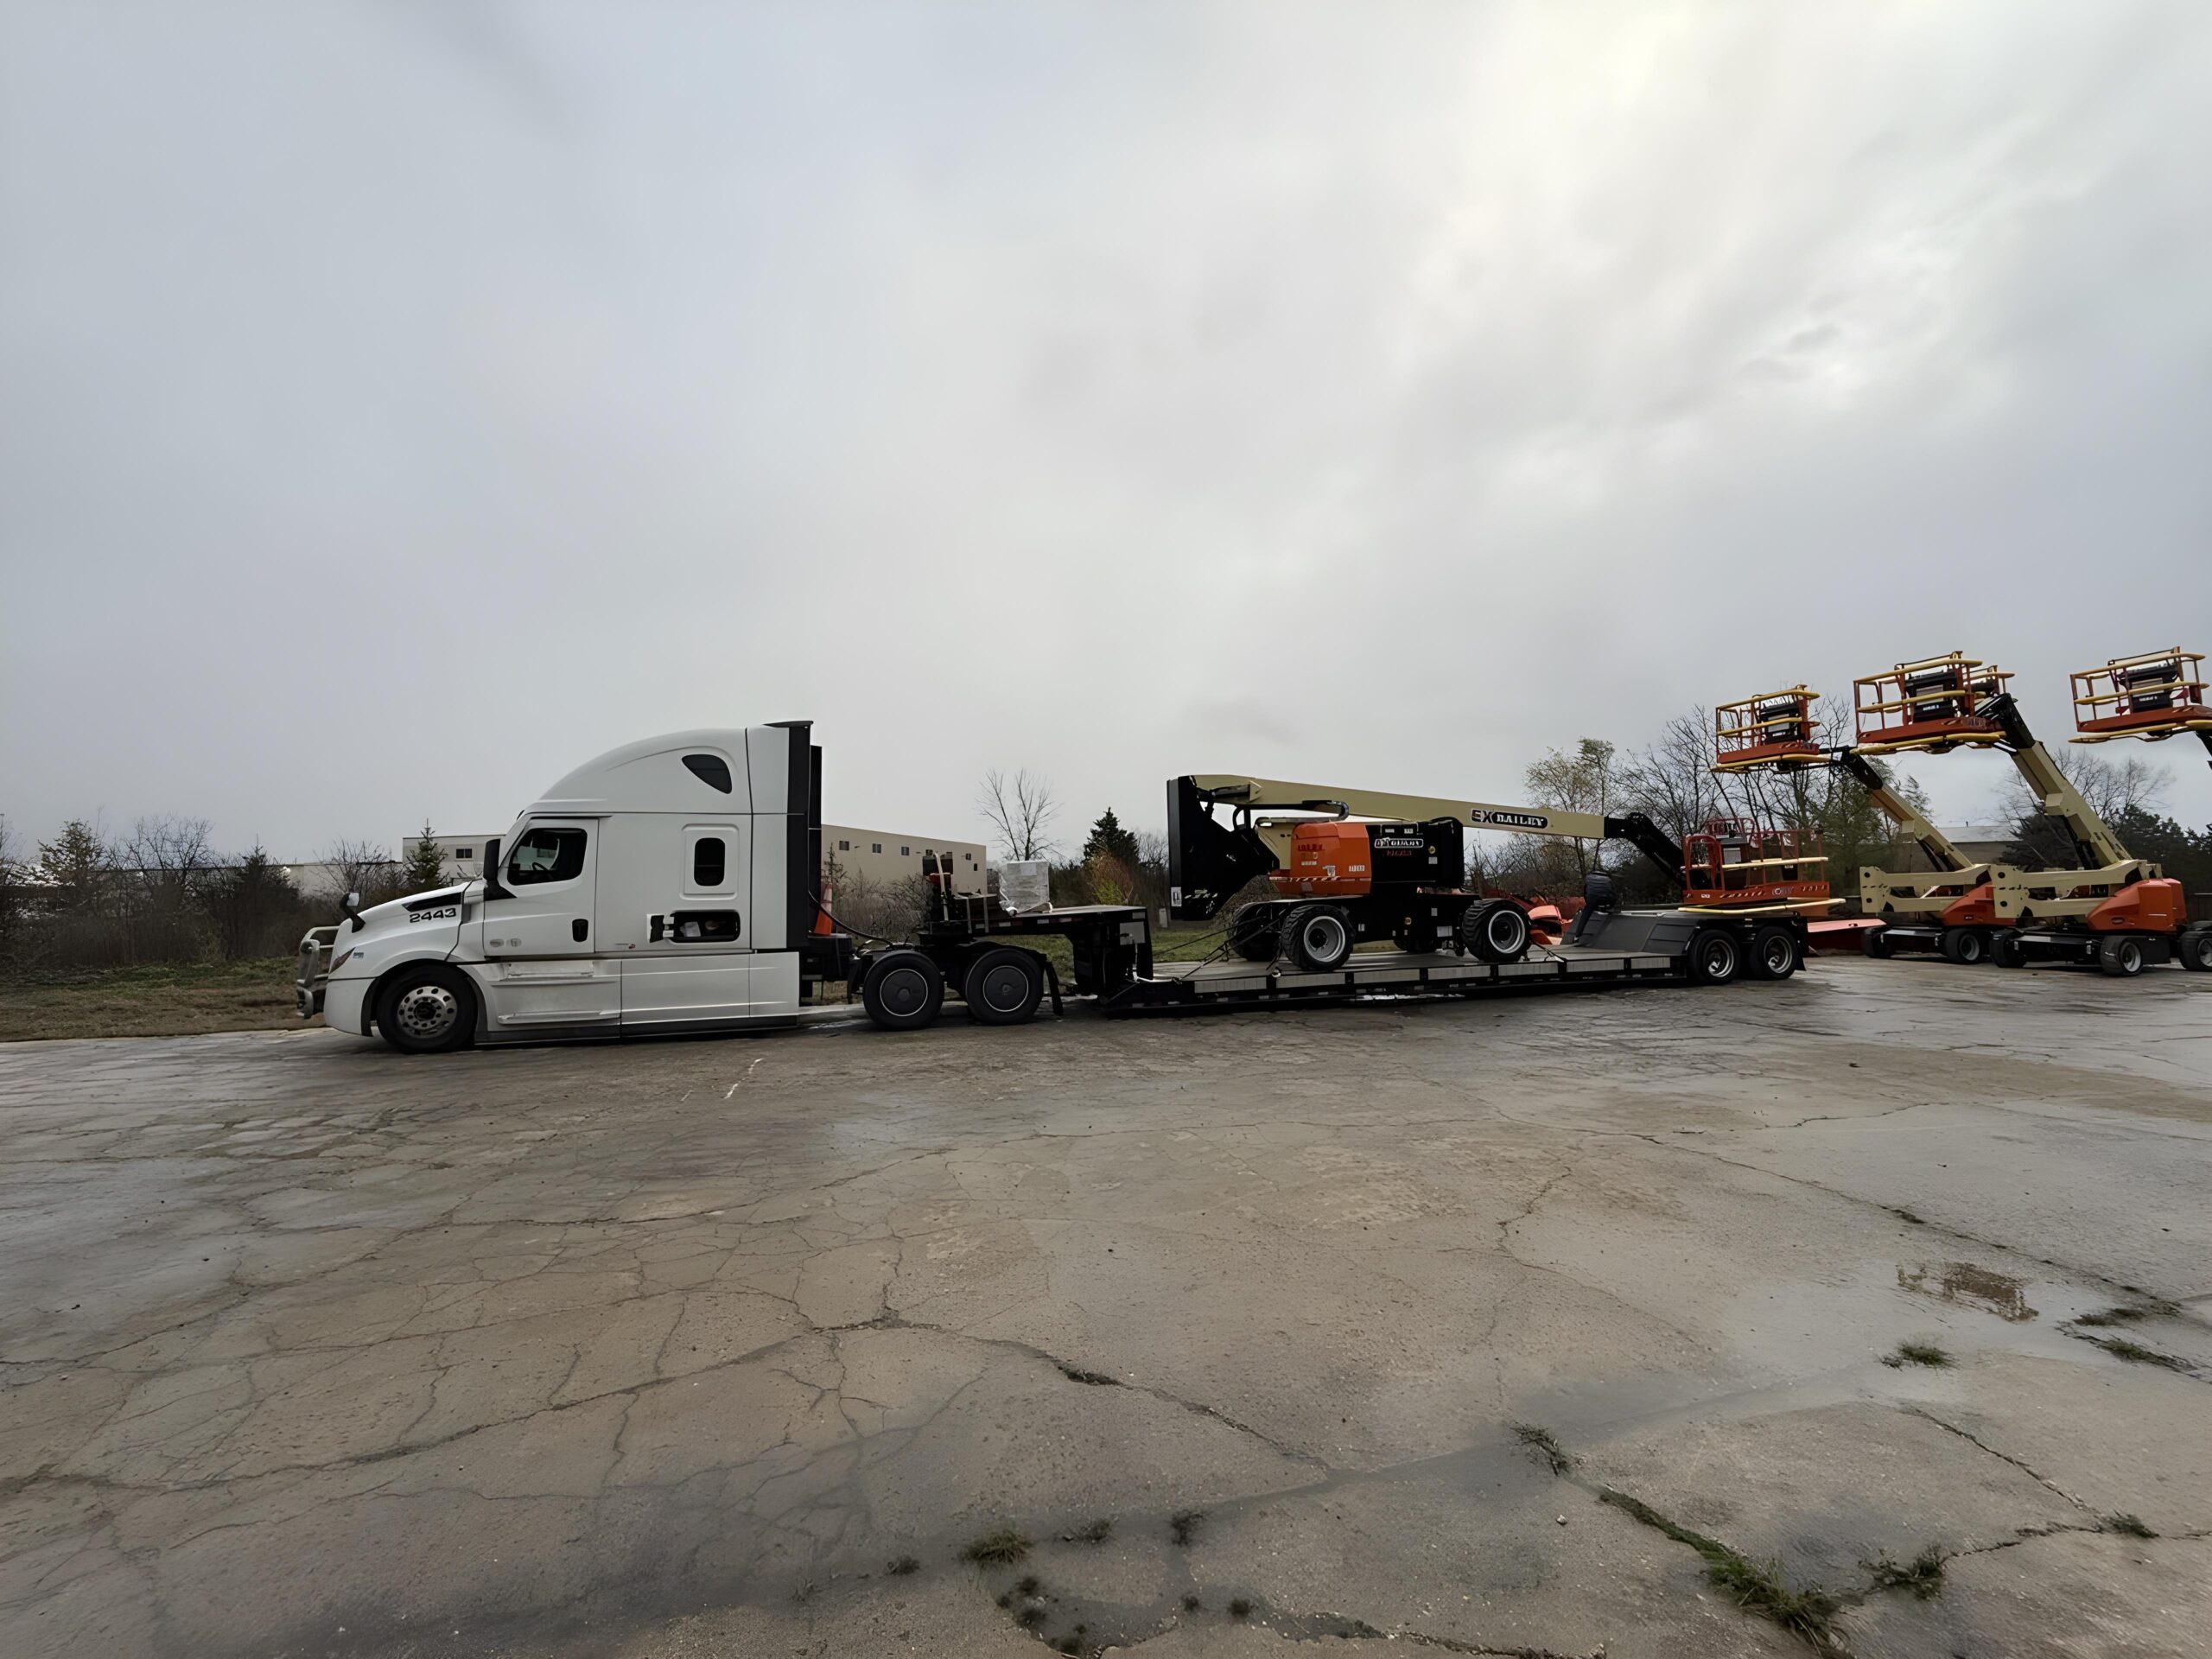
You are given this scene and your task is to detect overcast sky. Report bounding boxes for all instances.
[4,1,2209,862]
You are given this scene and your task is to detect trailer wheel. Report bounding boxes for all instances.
[373,964,477,1055]
[1991,928,2027,969]
[1281,904,1353,971]
[1685,928,1741,985]
[1862,926,1891,960]
[1228,905,1281,962]
[2181,930,2212,973]
[1462,900,1531,964]
[1746,924,1799,981]
[861,950,944,1030]
[2097,936,2147,978]
[963,947,1044,1026]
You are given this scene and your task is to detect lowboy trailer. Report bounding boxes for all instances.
[301,728,1804,1052]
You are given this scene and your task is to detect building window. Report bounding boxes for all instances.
[694,836,726,887]
[872,842,881,855]
[683,753,734,793]
[901,846,910,856]
[837,839,849,851]
[454,847,474,861]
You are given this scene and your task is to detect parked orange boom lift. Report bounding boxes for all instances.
[1717,655,2211,976]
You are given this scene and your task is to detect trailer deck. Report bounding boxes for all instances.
[1104,941,1685,1013]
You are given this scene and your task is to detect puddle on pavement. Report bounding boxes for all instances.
[1897,1260,2037,1321]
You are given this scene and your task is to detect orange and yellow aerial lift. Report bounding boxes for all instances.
[1717,655,2211,976]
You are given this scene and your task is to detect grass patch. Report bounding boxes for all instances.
[0,958,306,1041]
[2086,1336,2188,1371]
[1170,1510,1203,1547]
[2075,1300,2178,1328]
[1882,1340,1953,1369]
[1229,1598,1253,1619]
[2104,1513,2157,1539]
[1510,1421,1574,1476]
[1061,1518,1111,1545]
[1863,1545,1947,1599]
[1599,1489,1844,1652]
[963,1528,1031,1567]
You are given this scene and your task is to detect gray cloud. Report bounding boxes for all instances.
[3,1,2209,859]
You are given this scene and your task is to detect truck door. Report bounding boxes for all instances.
[479,820,620,1029]
[616,821,758,1027]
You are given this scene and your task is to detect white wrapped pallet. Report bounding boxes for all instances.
[1000,860,1052,914]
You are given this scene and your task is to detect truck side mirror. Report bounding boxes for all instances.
[342,891,365,933]
[481,837,508,900]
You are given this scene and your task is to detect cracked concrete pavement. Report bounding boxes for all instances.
[2,957,2209,1657]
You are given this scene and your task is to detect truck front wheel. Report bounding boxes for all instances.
[374,964,477,1055]
[963,947,1044,1026]
[862,950,944,1030]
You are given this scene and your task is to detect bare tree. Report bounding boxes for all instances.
[325,837,401,905]
[978,768,1058,861]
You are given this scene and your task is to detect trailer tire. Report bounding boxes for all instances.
[2097,936,2147,978]
[1281,904,1353,971]
[1991,928,2027,969]
[1228,906,1281,962]
[1685,928,1741,985]
[1462,900,1531,964]
[1940,927,1986,966]
[373,964,477,1055]
[963,947,1044,1026]
[1862,926,1891,960]
[1747,924,1799,981]
[2180,930,2212,973]
[861,950,944,1030]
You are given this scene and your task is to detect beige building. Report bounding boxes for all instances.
[824,825,988,891]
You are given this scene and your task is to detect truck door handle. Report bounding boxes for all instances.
[572,918,588,943]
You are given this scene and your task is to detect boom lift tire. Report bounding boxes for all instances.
[1746,924,1800,981]
[963,947,1044,1026]
[862,950,944,1031]
[1991,928,2027,969]
[1862,926,1892,960]
[1685,927,1742,986]
[1940,927,1987,966]
[1281,903,1354,971]
[374,964,478,1055]
[1228,906,1281,962]
[2181,930,2212,973]
[2097,936,2147,978]
[1462,900,1531,964]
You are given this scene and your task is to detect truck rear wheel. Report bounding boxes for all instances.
[1941,927,1986,965]
[862,950,944,1030]
[1685,928,1741,985]
[2097,936,2147,978]
[1281,904,1353,971]
[1992,928,2027,969]
[963,947,1043,1026]
[1462,900,1531,964]
[1746,924,1799,981]
[374,964,477,1055]
[1228,906,1281,962]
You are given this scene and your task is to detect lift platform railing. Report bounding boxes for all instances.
[1853,653,2012,754]
[2070,648,2212,752]
[1713,687,1823,772]
[1680,818,1833,915]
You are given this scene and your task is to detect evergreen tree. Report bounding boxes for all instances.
[37,819,113,914]
[1082,808,1141,868]
[402,823,450,893]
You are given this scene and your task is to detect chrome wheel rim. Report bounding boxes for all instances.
[394,982,460,1041]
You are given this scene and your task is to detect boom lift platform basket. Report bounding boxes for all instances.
[2070,649,2212,752]
[1853,653,2012,754]
[1713,688,1823,773]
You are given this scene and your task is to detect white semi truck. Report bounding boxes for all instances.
[300,722,1797,1054]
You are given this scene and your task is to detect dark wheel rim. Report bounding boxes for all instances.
[1702,938,1736,979]
[393,982,460,1042]
[2118,942,2142,973]
[877,967,930,1015]
[978,963,1031,1012]
[1957,934,1982,962]
[1762,936,1793,974]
